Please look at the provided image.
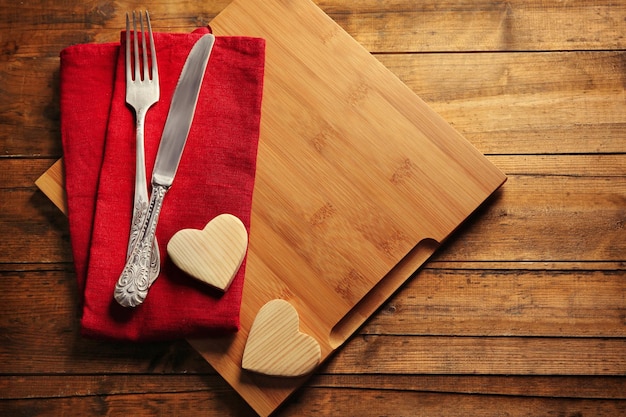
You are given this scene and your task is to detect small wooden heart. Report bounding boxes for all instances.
[242,299,321,377]
[167,214,248,291]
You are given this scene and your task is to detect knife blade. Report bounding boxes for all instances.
[115,34,216,307]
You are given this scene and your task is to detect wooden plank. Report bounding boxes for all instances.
[326,335,626,375]
[0,391,257,417]
[0,159,62,189]
[322,0,626,52]
[1,389,624,417]
[3,0,625,56]
[364,269,626,337]
[0,57,62,157]
[311,375,626,400]
[0,375,224,400]
[3,374,625,401]
[287,389,626,417]
[436,175,626,262]
[381,52,626,104]
[378,51,626,155]
[0,189,71,264]
[430,261,626,271]
[487,155,626,177]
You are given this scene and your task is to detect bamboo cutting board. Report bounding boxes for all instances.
[37,0,506,414]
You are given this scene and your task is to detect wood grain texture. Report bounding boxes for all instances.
[322,0,626,53]
[379,51,626,155]
[2,0,625,415]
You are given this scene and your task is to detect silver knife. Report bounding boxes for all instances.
[114,34,216,307]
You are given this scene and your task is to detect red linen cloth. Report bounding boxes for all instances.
[59,27,265,341]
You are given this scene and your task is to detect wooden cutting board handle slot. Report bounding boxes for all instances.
[328,238,440,349]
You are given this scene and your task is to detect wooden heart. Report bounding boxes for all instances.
[242,299,321,377]
[166,214,248,291]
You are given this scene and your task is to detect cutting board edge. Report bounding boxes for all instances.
[35,158,68,215]
[327,173,506,349]
[327,236,440,348]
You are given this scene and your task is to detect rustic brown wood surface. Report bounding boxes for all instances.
[1,0,625,416]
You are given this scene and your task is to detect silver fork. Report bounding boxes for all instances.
[117,10,160,304]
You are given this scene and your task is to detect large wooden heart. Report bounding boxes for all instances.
[242,299,321,377]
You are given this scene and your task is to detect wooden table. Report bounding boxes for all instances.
[2,1,625,415]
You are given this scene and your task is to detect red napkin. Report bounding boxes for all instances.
[60,27,265,341]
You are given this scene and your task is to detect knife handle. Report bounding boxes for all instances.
[114,183,169,307]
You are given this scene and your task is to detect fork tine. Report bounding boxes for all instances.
[125,12,131,81]
[146,11,158,82]
[140,11,149,82]
[132,11,140,81]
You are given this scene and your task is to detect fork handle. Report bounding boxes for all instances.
[115,183,169,307]
[128,109,160,284]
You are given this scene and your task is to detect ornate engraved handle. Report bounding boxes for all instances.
[114,184,169,307]
[127,114,160,285]
[128,195,160,286]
